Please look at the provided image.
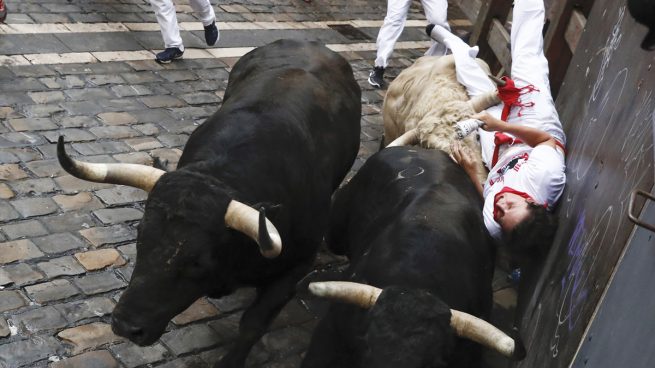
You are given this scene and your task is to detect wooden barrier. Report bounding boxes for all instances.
[513,1,655,367]
[543,0,595,97]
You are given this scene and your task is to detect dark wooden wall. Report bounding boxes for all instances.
[515,1,655,367]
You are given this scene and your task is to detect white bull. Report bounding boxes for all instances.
[382,54,501,182]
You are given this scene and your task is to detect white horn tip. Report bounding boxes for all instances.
[308,282,328,297]
[498,336,516,357]
[260,233,282,259]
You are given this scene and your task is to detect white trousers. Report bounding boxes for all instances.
[150,0,216,50]
[433,0,565,169]
[374,0,450,68]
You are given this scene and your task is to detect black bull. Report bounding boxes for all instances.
[301,147,523,368]
[57,39,361,367]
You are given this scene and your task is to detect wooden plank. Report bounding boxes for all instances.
[457,0,483,23]
[564,9,587,53]
[545,0,595,97]
[469,0,513,74]
[515,1,655,367]
[469,0,512,46]
[487,18,512,73]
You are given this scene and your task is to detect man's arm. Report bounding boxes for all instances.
[450,141,484,198]
[472,111,557,148]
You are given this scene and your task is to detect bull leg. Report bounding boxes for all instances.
[213,262,313,368]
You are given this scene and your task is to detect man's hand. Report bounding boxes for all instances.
[450,141,484,198]
[471,111,507,132]
[451,141,478,173]
[471,111,556,148]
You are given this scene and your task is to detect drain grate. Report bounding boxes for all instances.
[328,24,372,41]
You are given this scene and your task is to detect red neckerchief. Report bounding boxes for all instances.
[493,186,547,222]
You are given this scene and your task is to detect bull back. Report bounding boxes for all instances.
[304,146,495,368]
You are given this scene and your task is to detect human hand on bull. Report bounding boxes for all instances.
[450,141,478,173]
[471,111,507,132]
[450,141,485,197]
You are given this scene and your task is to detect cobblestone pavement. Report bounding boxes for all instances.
[0,1,515,367]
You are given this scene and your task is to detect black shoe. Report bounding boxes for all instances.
[155,47,184,64]
[368,66,385,89]
[204,21,219,46]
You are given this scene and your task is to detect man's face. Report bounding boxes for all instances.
[494,192,531,233]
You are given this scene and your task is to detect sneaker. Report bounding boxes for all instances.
[204,21,219,46]
[0,0,7,23]
[368,66,385,89]
[155,47,184,64]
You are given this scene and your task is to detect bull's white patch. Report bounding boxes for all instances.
[397,166,424,179]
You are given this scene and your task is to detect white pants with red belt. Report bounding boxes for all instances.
[432,0,566,170]
[150,0,216,51]
[374,0,450,68]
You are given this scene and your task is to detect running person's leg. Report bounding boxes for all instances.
[150,0,184,51]
[421,0,450,56]
[190,0,218,46]
[189,0,216,27]
[374,0,413,68]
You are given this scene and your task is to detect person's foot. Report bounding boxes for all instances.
[155,47,184,64]
[368,66,385,89]
[204,21,219,46]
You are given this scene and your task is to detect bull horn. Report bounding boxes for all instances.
[488,74,506,87]
[224,200,282,258]
[450,310,525,360]
[386,128,418,148]
[469,90,501,113]
[57,136,165,192]
[308,281,382,309]
[309,281,524,360]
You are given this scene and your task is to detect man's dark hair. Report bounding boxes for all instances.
[505,202,558,260]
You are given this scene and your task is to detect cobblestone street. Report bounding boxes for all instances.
[0,1,515,367]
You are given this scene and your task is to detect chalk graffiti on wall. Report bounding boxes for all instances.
[590,6,625,103]
[546,4,655,357]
